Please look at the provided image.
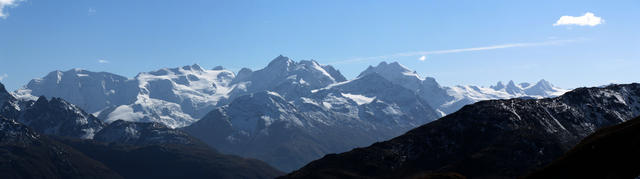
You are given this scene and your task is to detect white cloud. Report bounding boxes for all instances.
[330,39,581,65]
[0,0,23,19]
[0,73,7,81]
[553,12,603,27]
[419,56,426,61]
[98,59,109,64]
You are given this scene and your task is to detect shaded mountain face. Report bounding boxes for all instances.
[19,96,106,139]
[183,73,440,172]
[525,116,640,179]
[1,84,105,139]
[284,83,640,178]
[0,116,122,179]
[0,83,20,120]
[94,120,202,146]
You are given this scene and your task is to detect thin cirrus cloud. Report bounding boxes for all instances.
[553,12,603,27]
[329,39,581,64]
[98,59,110,64]
[0,0,23,19]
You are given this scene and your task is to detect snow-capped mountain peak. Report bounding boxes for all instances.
[228,55,347,100]
[524,79,565,96]
[359,61,422,81]
[357,61,426,94]
[266,55,295,70]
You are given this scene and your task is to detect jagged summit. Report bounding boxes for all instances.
[94,119,200,146]
[267,55,295,69]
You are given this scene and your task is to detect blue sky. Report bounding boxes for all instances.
[0,0,638,91]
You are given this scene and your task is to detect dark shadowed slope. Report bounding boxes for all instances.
[59,139,284,179]
[79,120,285,178]
[525,116,640,179]
[0,116,122,179]
[283,83,640,178]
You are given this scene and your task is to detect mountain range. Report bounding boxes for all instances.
[10,55,567,172]
[14,56,566,128]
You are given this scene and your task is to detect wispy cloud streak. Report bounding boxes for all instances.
[329,39,580,65]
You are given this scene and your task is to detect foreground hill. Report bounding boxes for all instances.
[525,116,640,178]
[284,83,640,178]
[60,139,284,179]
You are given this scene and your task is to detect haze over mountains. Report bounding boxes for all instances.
[9,55,568,172]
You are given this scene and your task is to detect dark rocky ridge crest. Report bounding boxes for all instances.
[19,96,105,139]
[94,119,202,146]
[0,116,123,179]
